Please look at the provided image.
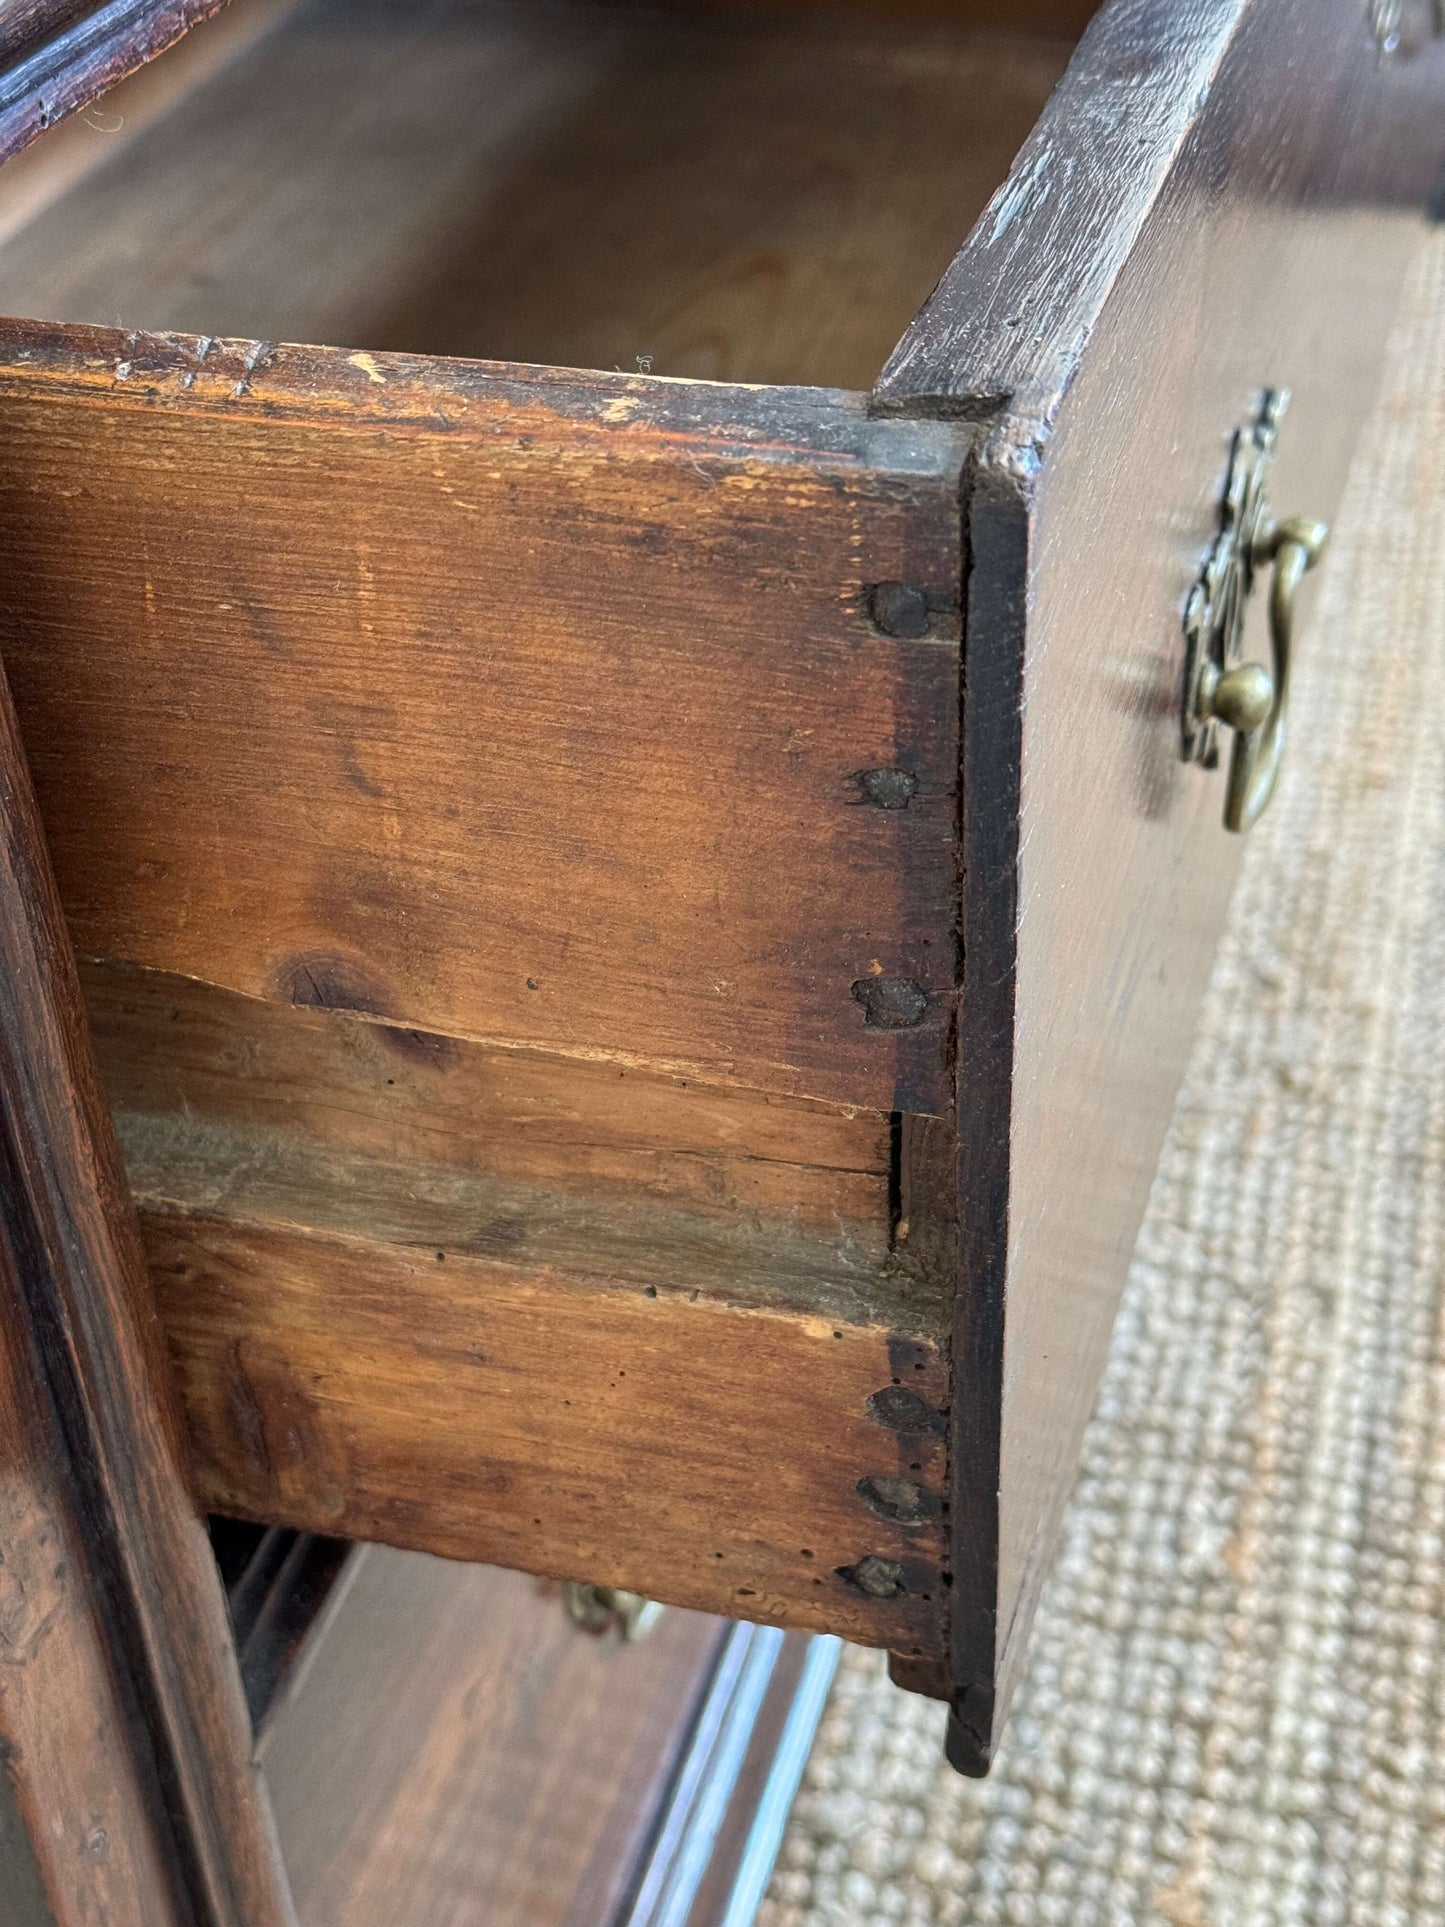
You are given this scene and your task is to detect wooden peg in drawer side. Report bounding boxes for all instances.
[0,322,965,1117]
[85,961,956,1659]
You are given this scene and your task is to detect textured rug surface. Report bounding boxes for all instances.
[761,230,1445,1927]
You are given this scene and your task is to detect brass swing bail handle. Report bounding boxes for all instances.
[1198,515,1329,833]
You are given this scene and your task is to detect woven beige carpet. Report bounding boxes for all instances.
[762,229,1445,1927]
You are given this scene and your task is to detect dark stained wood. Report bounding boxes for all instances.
[878,0,1445,416]
[0,0,294,249]
[0,0,229,164]
[0,1186,187,1923]
[0,663,294,1918]
[0,2,103,61]
[211,1517,356,1729]
[0,321,964,1114]
[880,0,1445,1768]
[219,1525,354,1728]
[877,0,1257,418]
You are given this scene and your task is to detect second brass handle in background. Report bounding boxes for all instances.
[1199,515,1329,833]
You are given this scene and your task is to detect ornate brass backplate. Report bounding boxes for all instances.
[1182,391,1329,833]
[1181,390,1286,773]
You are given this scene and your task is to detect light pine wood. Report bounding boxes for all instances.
[139,1202,949,1651]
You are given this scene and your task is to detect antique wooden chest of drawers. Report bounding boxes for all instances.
[0,0,1438,1855]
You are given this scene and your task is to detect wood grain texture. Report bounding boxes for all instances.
[257,1551,730,1927]
[0,664,293,1919]
[9,0,1428,1786]
[0,0,227,164]
[128,1153,950,1651]
[0,0,1070,392]
[877,0,1251,417]
[877,0,1445,416]
[0,1198,185,1923]
[878,0,1445,1768]
[0,2,99,59]
[89,955,945,1313]
[83,960,896,1236]
[84,965,949,1655]
[0,322,965,1112]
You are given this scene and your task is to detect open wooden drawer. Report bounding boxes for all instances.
[0,0,1437,1773]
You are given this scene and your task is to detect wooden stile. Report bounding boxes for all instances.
[0,664,293,1923]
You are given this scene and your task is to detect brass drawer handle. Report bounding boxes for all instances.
[1181,390,1329,833]
[563,1579,664,1640]
[1199,515,1329,833]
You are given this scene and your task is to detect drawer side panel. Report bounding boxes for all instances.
[0,324,966,1112]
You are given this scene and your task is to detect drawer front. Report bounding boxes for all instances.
[881,0,1445,1767]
